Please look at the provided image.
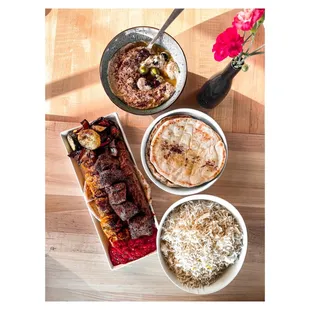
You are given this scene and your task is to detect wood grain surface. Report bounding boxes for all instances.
[45,8,265,301]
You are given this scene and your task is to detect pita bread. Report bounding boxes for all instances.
[149,117,226,187]
[146,115,192,187]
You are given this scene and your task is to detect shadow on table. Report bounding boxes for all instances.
[45,66,100,100]
[45,9,52,16]
[149,70,264,135]
[44,66,264,136]
[173,8,264,71]
[45,7,264,132]
[45,9,264,101]
[150,71,207,120]
[45,254,95,301]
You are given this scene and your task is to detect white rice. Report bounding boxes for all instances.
[160,200,243,288]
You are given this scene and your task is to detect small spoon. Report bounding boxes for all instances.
[147,8,184,50]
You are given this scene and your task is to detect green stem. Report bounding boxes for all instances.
[244,22,262,52]
[248,51,265,57]
[243,33,253,45]
[243,51,264,60]
[249,44,265,55]
[246,33,256,53]
[246,37,254,53]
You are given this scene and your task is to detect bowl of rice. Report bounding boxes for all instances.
[157,194,248,294]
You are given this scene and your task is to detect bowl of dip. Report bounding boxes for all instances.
[99,26,187,115]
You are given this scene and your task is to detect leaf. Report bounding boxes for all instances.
[257,14,265,25]
[250,51,265,56]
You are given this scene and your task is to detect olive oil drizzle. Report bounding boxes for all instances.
[136,41,177,87]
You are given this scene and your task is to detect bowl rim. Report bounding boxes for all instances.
[140,108,228,195]
[99,25,188,115]
[156,194,248,295]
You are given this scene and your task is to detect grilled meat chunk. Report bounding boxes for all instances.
[94,197,113,218]
[111,201,140,221]
[106,182,127,205]
[100,214,123,233]
[128,214,154,239]
[125,181,151,216]
[99,168,125,187]
[94,151,120,173]
[117,140,151,216]
[93,188,107,198]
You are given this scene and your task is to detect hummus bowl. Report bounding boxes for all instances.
[100,26,187,115]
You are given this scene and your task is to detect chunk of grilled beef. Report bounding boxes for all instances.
[99,168,125,187]
[100,214,123,233]
[116,140,151,216]
[125,181,151,216]
[94,197,113,218]
[128,214,154,239]
[94,188,107,198]
[110,201,140,221]
[105,182,127,205]
[116,140,133,177]
[94,151,120,173]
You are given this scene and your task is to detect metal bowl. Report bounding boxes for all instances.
[99,26,187,115]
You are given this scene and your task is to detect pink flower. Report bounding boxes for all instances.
[251,9,265,25]
[233,8,265,31]
[212,27,244,61]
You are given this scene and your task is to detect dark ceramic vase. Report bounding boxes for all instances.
[197,61,241,109]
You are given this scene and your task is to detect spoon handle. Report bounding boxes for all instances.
[148,8,184,48]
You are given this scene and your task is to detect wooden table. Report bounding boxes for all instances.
[45,9,265,301]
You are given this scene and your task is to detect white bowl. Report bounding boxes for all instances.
[156,194,248,295]
[140,108,228,195]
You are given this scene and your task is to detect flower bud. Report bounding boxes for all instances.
[242,63,249,72]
